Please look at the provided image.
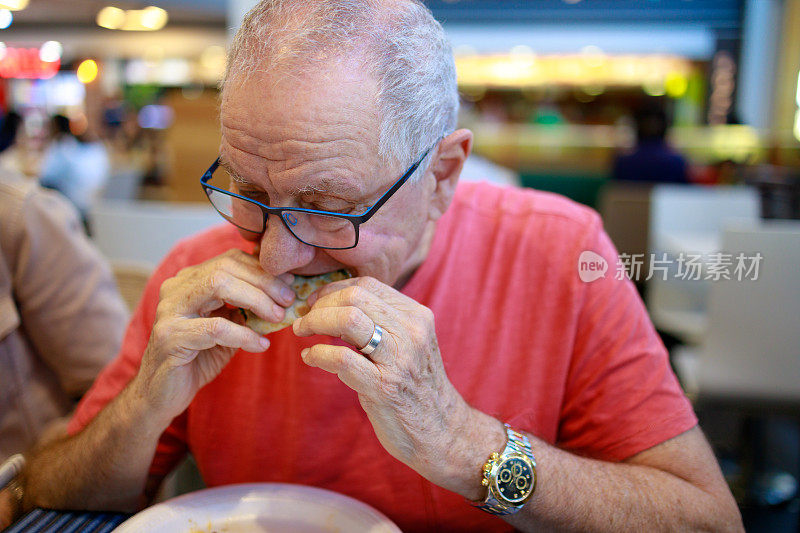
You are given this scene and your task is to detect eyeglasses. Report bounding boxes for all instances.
[200,141,439,250]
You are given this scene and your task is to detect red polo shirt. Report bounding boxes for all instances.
[69,182,697,532]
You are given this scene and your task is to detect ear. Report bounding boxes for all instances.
[428,129,473,220]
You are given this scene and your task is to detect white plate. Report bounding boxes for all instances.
[115,483,402,533]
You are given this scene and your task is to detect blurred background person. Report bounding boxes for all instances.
[612,103,690,184]
[0,112,23,175]
[39,114,110,230]
[0,170,128,526]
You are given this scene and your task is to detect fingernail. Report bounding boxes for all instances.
[300,348,309,359]
[259,337,270,349]
[279,273,295,284]
[281,287,295,303]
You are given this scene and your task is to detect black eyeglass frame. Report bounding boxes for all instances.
[200,140,440,250]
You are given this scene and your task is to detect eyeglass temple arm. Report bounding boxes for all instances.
[356,143,437,222]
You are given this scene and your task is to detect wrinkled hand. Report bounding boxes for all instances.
[293,276,471,489]
[134,249,294,422]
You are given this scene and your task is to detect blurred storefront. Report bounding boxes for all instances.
[0,0,797,207]
[0,1,226,201]
[424,0,800,208]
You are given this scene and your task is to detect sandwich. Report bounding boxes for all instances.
[241,270,351,335]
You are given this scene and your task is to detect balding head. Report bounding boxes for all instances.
[224,0,458,169]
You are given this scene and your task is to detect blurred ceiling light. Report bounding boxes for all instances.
[665,72,688,98]
[138,6,168,30]
[97,5,167,31]
[562,0,582,3]
[0,0,28,10]
[0,10,12,29]
[77,59,99,84]
[39,41,62,63]
[97,6,125,29]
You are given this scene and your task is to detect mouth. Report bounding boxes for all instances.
[289,267,354,278]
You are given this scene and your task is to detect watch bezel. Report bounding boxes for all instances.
[490,451,536,505]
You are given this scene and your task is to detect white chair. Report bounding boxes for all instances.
[646,185,760,344]
[694,221,800,402]
[89,200,223,268]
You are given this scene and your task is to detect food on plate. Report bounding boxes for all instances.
[241,270,351,335]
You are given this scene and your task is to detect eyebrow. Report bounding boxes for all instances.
[287,177,356,199]
[218,158,250,185]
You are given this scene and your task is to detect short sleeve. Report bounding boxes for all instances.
[12,187,128,397]
[557,215,697,461]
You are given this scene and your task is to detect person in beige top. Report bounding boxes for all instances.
[0,170,128,525]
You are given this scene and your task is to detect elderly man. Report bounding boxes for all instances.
[21,1,741,531]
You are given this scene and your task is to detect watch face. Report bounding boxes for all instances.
[495,456,535,503]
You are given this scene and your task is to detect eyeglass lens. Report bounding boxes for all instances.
[204,168,358,249]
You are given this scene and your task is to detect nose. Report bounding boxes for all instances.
[258,213,316,276]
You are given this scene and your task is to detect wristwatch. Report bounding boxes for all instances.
[475,424,537,515]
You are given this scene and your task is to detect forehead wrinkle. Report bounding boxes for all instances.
[219,144,368,202]
[221,122,372,173]
[221,114,373,159]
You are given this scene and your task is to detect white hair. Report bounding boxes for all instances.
[224,0,458,173]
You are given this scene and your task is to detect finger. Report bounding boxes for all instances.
[176,272,286,322]
[308,276,400,307]
[170,317,270,359]
[293,305,374,349]
[300,344,380,394]
[309,283,387,318]
[215,254,296,307]
[303,285,398,364]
